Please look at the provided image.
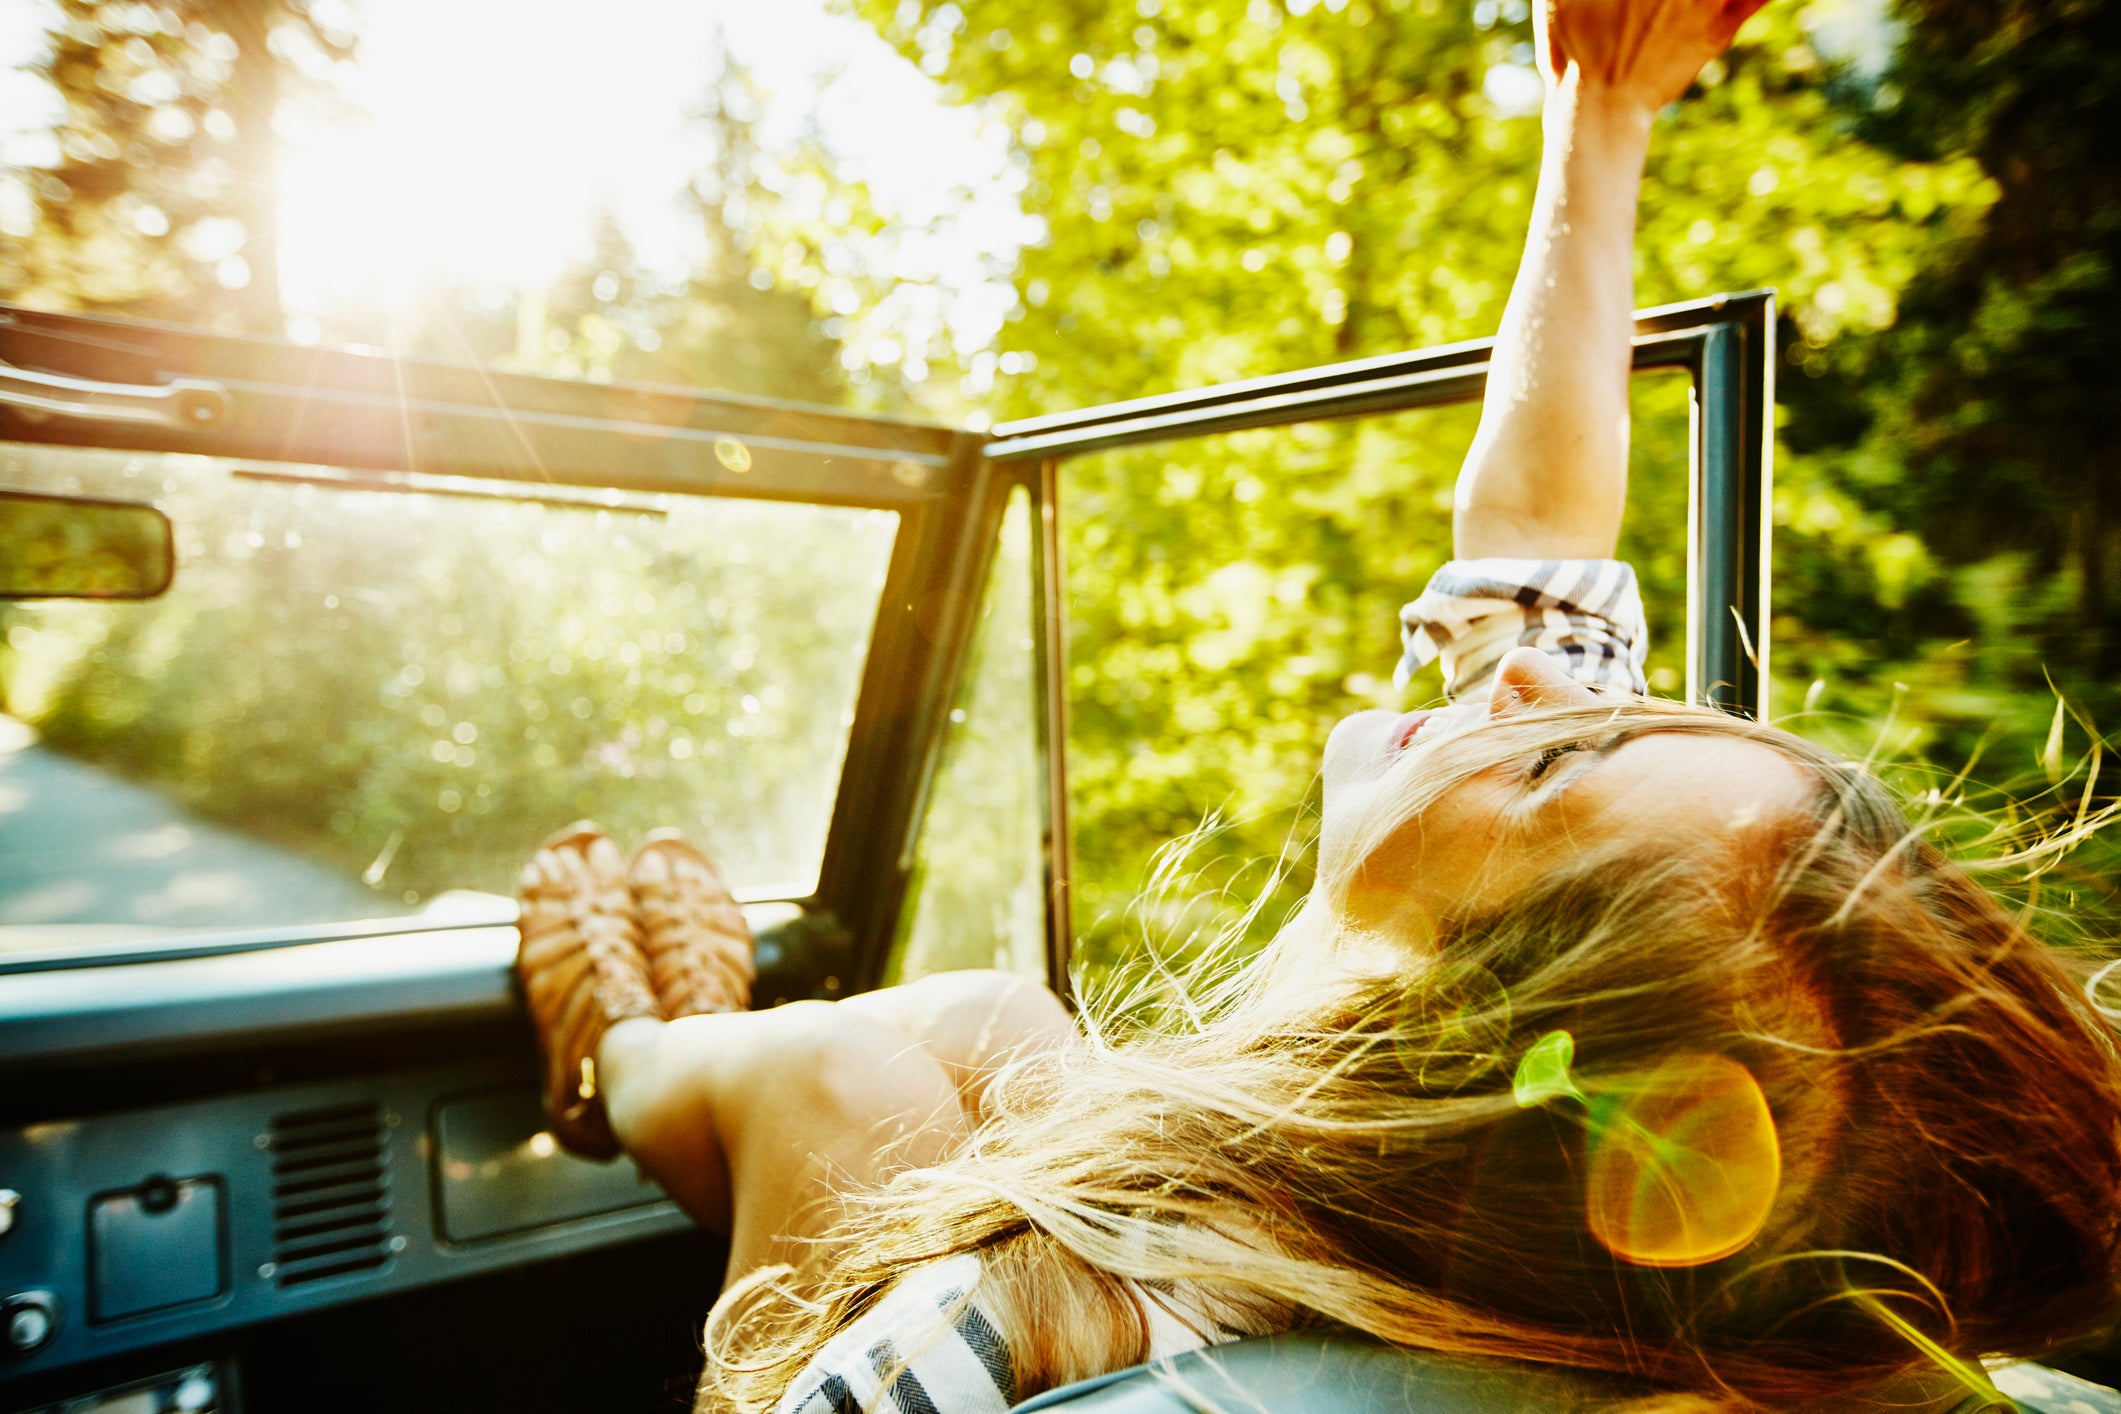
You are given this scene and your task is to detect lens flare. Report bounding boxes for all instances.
[1584,1053,1781,1268]
[1512,1028,1586,1108]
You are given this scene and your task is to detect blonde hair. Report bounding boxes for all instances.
[701,699,2121,1411]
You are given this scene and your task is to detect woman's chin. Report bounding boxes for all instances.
[1322,709,1401,792]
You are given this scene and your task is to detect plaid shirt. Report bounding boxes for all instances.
[775,1255,1229,1414]
[776,1256,1015,1414]
[1397,558,1649,704]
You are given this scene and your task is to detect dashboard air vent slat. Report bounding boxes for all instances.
[267,1101,394,1288]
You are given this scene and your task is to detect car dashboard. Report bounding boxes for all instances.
[0,912,782,1410]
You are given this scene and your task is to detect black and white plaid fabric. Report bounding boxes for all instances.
[774,1255,1232,1413]
[775,1256,1015,1414]
[1397,557,1649,703]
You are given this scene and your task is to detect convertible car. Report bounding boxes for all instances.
[0,294,2105,1412]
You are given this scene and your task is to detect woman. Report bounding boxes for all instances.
[514,0,2121,1408]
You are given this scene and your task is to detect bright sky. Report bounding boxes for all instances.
[0,0,1029,359]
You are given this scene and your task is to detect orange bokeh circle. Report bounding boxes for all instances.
[1584,1053,1781,1268]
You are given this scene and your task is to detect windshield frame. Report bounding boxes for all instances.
[0,303,1006,992]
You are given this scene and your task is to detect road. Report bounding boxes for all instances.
[0,713,403,953]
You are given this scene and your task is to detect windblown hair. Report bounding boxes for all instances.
[704,698,2121,1411]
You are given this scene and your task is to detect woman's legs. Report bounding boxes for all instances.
[842,969,1076,1124]
[522,824,1076,1292]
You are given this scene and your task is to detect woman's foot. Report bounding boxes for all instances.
[628,830,756,1017]
[515,823,663,1159]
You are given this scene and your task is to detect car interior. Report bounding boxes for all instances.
[0,292,2102,1413]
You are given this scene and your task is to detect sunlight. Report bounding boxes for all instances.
[271,0,1021,343]
[277,0,729,314]
[0,0,1032,375]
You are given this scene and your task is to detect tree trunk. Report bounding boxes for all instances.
[221,0,283,335]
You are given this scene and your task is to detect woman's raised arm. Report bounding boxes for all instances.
[1452,0,1767,562]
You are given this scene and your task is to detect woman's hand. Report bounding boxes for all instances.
[1535,0,1770,112]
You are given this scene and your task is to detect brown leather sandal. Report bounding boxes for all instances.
[515,823,663,1159]
[628,830,757,1018]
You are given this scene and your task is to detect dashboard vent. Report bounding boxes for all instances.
[266,1100,394,1288]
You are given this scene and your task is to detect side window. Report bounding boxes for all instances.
[885,486,1044,983]
[1050,379,1696,974]
[0,441,897,951]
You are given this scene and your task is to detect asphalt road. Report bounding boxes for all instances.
[0,713,397,952]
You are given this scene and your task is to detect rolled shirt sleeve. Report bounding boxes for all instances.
[1397,557,1650,704]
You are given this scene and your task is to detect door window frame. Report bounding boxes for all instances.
[981,291,1776,991]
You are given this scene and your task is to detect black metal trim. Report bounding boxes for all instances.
[816,434,1015,993]
[1029,456,1076,1000]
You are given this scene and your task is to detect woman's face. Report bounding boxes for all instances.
[1318,648,1809,939]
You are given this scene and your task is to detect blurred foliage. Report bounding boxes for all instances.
[1766,0,2121,751]
[846,0,2121,970]
[1,0,357,330]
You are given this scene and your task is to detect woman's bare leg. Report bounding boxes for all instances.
[597,1001,970,1291]
[842,968,1076,1124]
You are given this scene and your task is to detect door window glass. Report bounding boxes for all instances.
[1056,377,1693,976]
[0,443,896,956]
[887,486,1044,983]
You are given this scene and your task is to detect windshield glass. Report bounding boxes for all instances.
[0,442,897,958]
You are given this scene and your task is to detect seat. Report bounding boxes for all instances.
[1008,1329,2051,1413]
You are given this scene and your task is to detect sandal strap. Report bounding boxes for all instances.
[516,825,662,1158]
[631,833,757,1018]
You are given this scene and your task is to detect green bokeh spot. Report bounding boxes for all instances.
[1513,1029,1587,1108]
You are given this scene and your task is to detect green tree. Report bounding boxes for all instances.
[845,0,1995,968]
[1785,0,2121,685]
[3,0,356,331]
[512,52,859,403]
[1874,0,2121,657]
[1737,0,2121,916]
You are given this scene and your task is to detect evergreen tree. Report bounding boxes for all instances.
[622,51,856,403]
[356,44,863,406]
[1851,0,2121,673]
[3,0,354,332]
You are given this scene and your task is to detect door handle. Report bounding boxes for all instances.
[0,362,229,431]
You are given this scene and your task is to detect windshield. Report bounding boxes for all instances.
[0,441,897,958]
